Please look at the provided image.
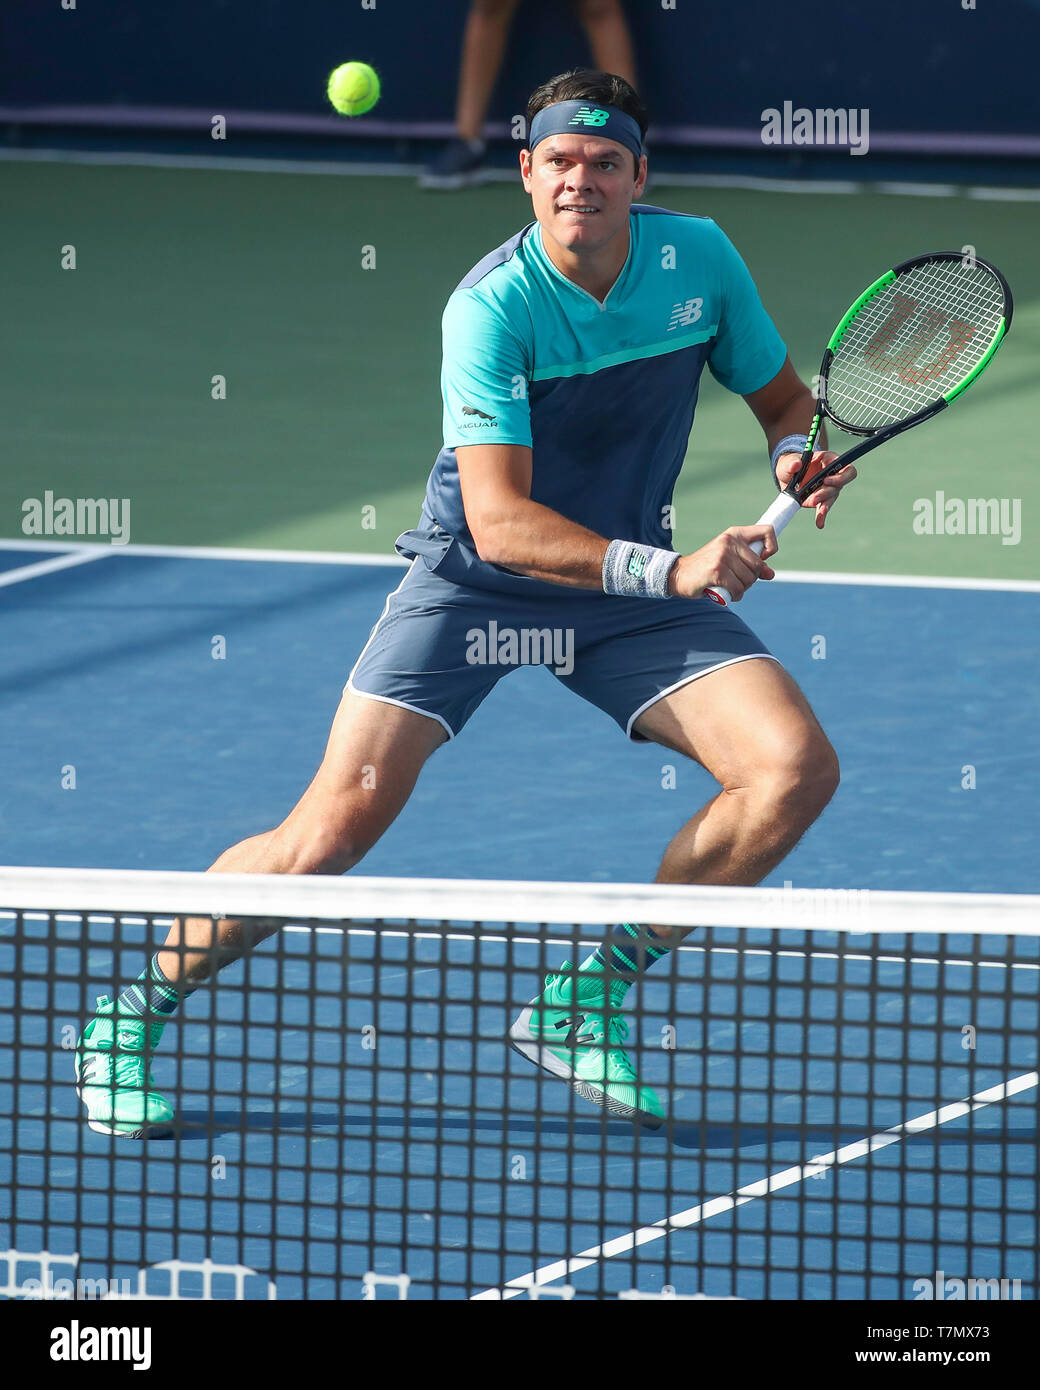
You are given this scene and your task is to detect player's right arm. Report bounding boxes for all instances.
[458,442,778,599]
[457,443,607,589]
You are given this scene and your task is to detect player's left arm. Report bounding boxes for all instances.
[743,356,855,530]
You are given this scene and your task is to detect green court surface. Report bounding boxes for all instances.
[4,159,1037,578]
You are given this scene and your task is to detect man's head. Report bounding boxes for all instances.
[520,70,648,258]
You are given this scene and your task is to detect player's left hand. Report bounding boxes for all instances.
[775,451,857,529]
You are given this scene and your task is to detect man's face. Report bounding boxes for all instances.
[520,133,647,256]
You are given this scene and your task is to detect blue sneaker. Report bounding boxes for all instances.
[419,137,487,190]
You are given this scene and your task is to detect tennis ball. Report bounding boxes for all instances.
[327,62,380,117]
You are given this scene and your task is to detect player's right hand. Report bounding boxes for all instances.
[668,525,778,601]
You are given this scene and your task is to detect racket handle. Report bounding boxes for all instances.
[704,492,803,607]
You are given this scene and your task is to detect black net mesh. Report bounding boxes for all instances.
[2,875,1038,1301]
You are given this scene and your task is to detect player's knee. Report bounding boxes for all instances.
[758,734,839,821]
[806,741,840,815]
[268,821,369,876]
[308,834,367,876]
[784,739,840,820]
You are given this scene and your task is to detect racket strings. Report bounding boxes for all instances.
[827,261,1007,431]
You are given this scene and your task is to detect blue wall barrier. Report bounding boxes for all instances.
[2,0,1036,144]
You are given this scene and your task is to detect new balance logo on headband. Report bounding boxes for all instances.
[530,100,643,161]
[568,106,610,128]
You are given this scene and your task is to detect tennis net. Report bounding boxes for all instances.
[2,867,1038,1302]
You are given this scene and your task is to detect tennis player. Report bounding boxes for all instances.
[77,69,856,1136]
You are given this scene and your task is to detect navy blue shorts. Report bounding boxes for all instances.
[347,559,777,741]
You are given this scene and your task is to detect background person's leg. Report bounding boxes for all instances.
[574,0,638,88]
[456,0,525,143]
[421,0,523,188]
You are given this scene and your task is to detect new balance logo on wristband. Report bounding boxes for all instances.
[604,540,677,599]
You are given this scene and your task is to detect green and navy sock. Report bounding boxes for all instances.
[580,922,670,981]
[115,953,189,1022]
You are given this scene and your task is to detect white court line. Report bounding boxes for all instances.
[0,539,1035,593]
[0,147,424,180]
[874,182,959,198]
[966,186,1040,202]
[0,538,407,567]
[470,1069,1040,1301]
[6,909,1037,974]
[773,568,1040,594]
[3,148,1039,202]
[0,550,104,588]
[644,173,1040,202]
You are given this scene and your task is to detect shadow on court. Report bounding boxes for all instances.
[167,1108,1036,1151]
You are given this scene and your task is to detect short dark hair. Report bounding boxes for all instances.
[526,69,649,167]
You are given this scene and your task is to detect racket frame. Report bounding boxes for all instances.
[703,251,1013,606]
[787,251,1013,505]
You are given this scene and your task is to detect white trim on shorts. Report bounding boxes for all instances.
[624,652,781,740]
[344,682,455,740]
[343,557,455,739]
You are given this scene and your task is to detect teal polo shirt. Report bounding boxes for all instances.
[397,204,786,592]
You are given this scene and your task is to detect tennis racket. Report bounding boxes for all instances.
[705,251,1014,606]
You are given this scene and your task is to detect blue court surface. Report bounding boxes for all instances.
[1,543,1038,1300]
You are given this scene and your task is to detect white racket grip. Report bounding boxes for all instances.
[704,491,803,607]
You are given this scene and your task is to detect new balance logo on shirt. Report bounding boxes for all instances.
[668,297,704,331]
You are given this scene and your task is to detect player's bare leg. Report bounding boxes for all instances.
[76,694,446,1136]
[158,692,447,984]
[634,657,840,938]
[511,658,838,1126]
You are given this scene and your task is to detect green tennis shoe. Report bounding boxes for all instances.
[75,997,175,1138]
[509,963,665,1128]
